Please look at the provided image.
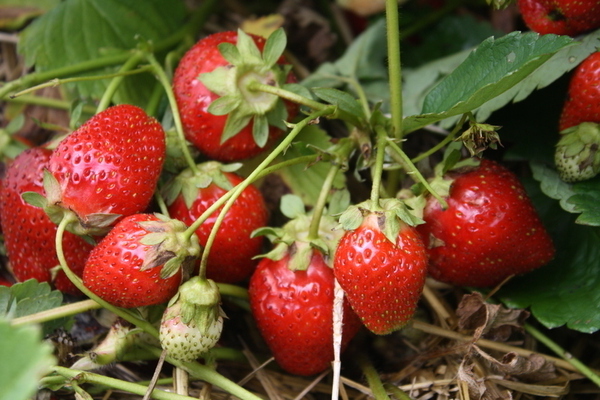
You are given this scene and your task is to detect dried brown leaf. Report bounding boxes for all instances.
[474,347,558,382]
[457,292,529,342]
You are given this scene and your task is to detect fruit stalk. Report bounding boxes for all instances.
[96,52,147,113]
[386,0,403,141]
[145,53,200,174]
[385,137,449,209]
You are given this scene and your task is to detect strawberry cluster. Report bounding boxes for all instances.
[0,27,559,379]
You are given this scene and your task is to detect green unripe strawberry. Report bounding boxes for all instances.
[555,122,600,183]
[159,277,225,362]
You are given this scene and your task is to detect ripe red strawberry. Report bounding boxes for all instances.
[517,0,600,36]
[173,29,299,162]
[43,104,166,236]
[164,162,268,283]
[417,159,555,288]
[249,248,363,376]
[559,51,600,132]
[0,148,94,295]
[82,213,200,308]
[333,203,428,335]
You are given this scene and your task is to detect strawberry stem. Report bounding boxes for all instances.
[386,138,449,209]
[525,323,600,388]
[410,113,468,164]
[189,107,337,279]
[385,0,403,142]
[8,66,153,100]
[308,138,355,240]
[4,94,97,114]
[145,53,200,175]
[53,216,160,338]
[370,126,390,209]
[50,366,206,400]
[10,299,101,326]
[96,52,147,113]
[358,352,392,400]
[144,346,267,400]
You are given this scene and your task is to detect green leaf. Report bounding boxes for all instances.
[312,87,366,126]
[0,318,55,400]
[499,179,600,333]
[262,28,286,67]
[18,0,186,106]
[567,178,600,226]
[0,280,67,335]
[403,32,574,132]
[531,161,578,214]
[276,125,346,207]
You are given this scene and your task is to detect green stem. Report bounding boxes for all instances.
[385,384,413,400]
[358,353,391,400]
[145,347,264,400]
[370,126,390,208]
[50,366,201,400]
[145,53,199,174]
[9,66,152,99]
[96,53,147,113]
[188,107,336,278]
[11,299,101,326]
[386,139,448,209]
[410,114,467,164]
[54,216,159,338]
[525,323,600,388]
[0,0,217,100]
[307,163,340,240]
[385,0,403,141]
[5,94,97,114]
[248,82,330,111]
[216,283,249,300]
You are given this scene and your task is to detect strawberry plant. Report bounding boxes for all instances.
[1,0,600,399]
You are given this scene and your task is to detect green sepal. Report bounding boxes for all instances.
[208,95,242,116]
[221,111,253,144]
[235,28,263,62]
[217,42,242,65]
[262,27,287,67]
[162,161,237,209]
[266,99,289,131]
[200,65,236,97]
[253,115,269,148]
[280,194,306,219]
[21,191,48,209]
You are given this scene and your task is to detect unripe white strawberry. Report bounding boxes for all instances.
[159,277,225,362]
[555,122,600,183]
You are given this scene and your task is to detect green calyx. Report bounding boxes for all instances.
[199,28,291,147]
[162,161,241,209]
[253,197,343,270]
[168,276,224,332]
[138,214,201,279]
[555,122,600,183]
[456,121,502,157]
[337,198,424,244]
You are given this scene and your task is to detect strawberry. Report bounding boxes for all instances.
[333,200,428,335]
[416,159,555,288]
[40,104,166,236]
[249,248,362,376]
[555,122,600,182]
[82,213,200,308]
[559,51,600,132]
[160,277,225,362]
[0,148,94,295]
[249,208,362,376]
[517,0,600,36]
[163,162,268,283]
[173,29,299,162]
